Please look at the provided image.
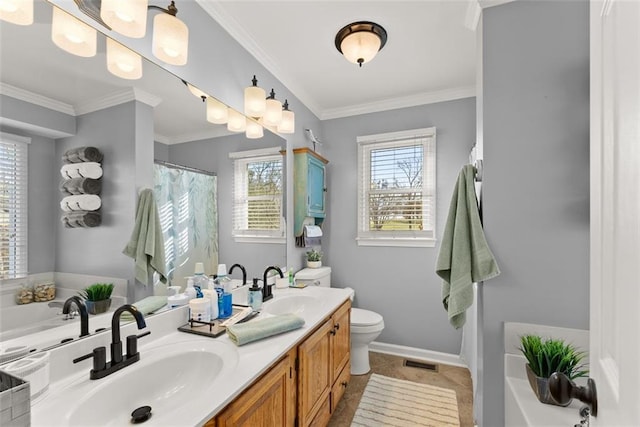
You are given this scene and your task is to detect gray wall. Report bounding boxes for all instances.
[479,1,590,425]
[321,97,476,354]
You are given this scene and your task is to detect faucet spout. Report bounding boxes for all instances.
[229,263,247,285]
[262,266,283,302]
[110,304,146,364]
[62,296,89,337]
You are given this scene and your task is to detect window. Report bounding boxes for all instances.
[357,127,436,247]
[1,133,30,279]
[230,147,285,243]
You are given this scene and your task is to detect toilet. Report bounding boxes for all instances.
[295,267,385,375]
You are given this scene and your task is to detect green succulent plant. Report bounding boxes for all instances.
[519,334,588,380]
[79,283,114,302]
[306,249,323,262]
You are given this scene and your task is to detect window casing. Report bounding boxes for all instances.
[1,133,30,279]
[357,127,436,247]
[230,148,285,243]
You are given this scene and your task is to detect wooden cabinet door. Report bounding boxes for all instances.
[330,301,351,383]
[298,319,333,427]
[213,350,295,427]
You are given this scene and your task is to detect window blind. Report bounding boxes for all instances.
[1,134,29,279]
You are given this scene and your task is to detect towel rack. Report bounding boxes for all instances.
[473,159,483,182]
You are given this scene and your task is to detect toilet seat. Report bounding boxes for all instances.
[351,308,384,334]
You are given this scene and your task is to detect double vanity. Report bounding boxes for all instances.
[28,286,351,426]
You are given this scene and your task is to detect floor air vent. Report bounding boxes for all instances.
[403,359,439,372]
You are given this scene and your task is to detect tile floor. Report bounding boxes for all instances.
[328,352,474,427]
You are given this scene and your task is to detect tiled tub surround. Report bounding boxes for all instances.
[29,286,351,426]
[504,322,590,427]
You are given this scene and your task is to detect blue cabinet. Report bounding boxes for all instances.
[294,148,328,238]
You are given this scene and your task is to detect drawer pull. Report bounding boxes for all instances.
[341,381,348,388]
[330,328,337,336]
[334,322,340,330]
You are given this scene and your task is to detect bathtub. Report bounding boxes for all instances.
[0,302,72,342]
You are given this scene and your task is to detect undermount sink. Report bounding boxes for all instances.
[263,295,320,316]
[33,336,238,426]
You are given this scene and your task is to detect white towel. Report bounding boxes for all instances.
[304,225,323,237]
[60,162,103,179]
[60,194,101,211]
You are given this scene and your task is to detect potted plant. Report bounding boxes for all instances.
[519,334,588,406]
[79,283,114,315]
[306,249,323,268]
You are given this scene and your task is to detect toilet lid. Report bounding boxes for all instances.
[351,308,383,326]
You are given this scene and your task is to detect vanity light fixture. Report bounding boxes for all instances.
[227,109,246,133]
[335,21,387,67]
[245,118,264,139]
[277,100,295,134]
[150,1,189,66]
[0,0,33,25]
[106,38,143,80]
[244,75,266,118]
[206,97,228,124]
[184,81,207,102]
[263,89,282,127]
[100,0,148,38]
[51,6,97,57]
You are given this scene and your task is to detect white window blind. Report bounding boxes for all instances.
[230,148,285,243]
[1,133,30,279]
[357,127,436,247]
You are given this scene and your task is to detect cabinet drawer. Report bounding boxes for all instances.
[331,361,351,413]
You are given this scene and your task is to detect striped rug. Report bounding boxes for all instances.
[351,374,461,427]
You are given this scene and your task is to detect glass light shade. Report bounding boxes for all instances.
[227,109,246,133]
[106,38,142,80]
[277,109,295,134]
[244,85,266,118]
[51,7,97,57]
[100,0,147,38]
[0,0,33,25]
[206,97,228,124]
[263,98,282,127]
[340,31,382,65]
[152,13,188,65]
[186,83,207,100]
[245,119,263,139]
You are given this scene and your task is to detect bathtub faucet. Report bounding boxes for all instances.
[62,296,89,337]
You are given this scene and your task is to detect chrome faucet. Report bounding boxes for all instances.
[262,266,283,302]
[62,296,89,337]
[73,304,148,380]
[229,263,247,285]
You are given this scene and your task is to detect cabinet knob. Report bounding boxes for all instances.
[330,328,337,336]
[334,322,340,330]
[341,381,348,388]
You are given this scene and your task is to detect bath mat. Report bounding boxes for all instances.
[351,374,460,427]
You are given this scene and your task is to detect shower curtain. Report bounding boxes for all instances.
[154,163,218,288]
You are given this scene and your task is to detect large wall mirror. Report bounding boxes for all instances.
[0,0,287,358]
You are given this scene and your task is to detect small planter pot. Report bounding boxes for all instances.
[86,299,112,315]
[306,260,322,269]
[525,364,572,407]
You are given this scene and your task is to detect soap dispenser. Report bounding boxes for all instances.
[248,278,263,311]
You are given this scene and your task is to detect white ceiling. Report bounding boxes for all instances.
[201,0,477,119]
[0,0,477,143]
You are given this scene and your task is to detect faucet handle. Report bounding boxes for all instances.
[73,346,107,372]
[126,331,151,358]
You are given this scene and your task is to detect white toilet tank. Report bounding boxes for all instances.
[295,267,332,287]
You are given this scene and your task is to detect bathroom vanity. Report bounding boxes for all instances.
[27,286,351,426]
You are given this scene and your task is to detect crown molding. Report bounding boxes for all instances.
[196,0,323,118]
[75,88,162,116]
[320,86,476,120]
[478,0,516,9]
[159,127,235,145]
[0,82,75,115]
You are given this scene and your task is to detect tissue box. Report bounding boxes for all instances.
[2,352,50,399]
[0,370,30,426]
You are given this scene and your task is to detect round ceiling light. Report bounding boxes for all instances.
[335,21,387,67]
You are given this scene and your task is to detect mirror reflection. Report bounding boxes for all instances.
[0,0,286,360]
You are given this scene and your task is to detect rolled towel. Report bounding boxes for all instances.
[59,177,102,195]
[60,162,103,179]
[120,296,168,320]
[61,210,101,228]
[60,194,101,211]
[226,313,305,346]
[62,146,103,164]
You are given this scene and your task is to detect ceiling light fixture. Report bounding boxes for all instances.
[277,100,295,134]
[263,89,282,127]
[181,80,207,102]
[0,0,33,25]
[335,21,387,67]
[244,75,266,118]
[51,6,97,57]
[106,38,143,79]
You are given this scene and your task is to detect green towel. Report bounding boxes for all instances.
[436,165,500,329]
[122,189,167,286]
[226,314,305,346]
[120,296,168,320]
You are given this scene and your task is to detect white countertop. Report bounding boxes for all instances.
[29,286,351,426]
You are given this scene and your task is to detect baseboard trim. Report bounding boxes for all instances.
[369,341,468,369]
